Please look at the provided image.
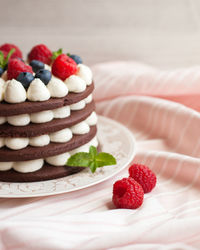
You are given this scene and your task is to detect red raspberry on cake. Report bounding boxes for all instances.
[7,59,33,80]
[28,44,52,65]
[112,177,144,209]
[52,54,77,81]
[129,164,157,193]
[0,43,23,59]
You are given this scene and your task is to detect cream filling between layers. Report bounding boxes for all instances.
[0,136,98,173]
[0,94,93,126]
[0,112,97,150]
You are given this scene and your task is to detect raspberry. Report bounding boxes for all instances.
[112,177,144,209]
[0,43,22,59]
[52,54,77,80]
[7,59,33,80]
[28,44,52,65]
[129,164,157,193]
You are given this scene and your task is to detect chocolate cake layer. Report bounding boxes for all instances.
[0,101,95,138]
[0,83,94,116]
[0,126,97,161]
[0,164,84,182]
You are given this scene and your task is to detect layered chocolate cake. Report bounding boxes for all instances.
[0,44,98,182]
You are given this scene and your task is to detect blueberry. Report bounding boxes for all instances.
[30,60,45,73]
[17,72,34,89]
[0,67,4,77]
[35,69,51,85]
[69,54,83,64]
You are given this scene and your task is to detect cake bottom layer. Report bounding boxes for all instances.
[0,163,84,183]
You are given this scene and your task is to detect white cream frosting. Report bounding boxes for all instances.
[0,136,98,172]
[27,78,51,101]
[70,100,86,111]
[7,114,30,126]
[84,94,92,104]
[0,117,6,125]
[71,121,90,135]
[4,79,27,103]
[30,110,54,123]
[0,138,4,148]
[45,152,71,166]
[50,128,72,143]
[13,159,43,173]
[65,75,86,93]
[85,112,98,126]
[76,64,92,86]
[47,76,68,98]
[1,113,97,150]
[53,106,70,119]
[29,135,50,147]
[0,78,5,101]
[0,162,13,171]
[0,64,93,103]
[5,137,29,150]
[0,94,93,126]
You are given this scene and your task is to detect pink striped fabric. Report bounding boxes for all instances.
[0,61,200,250]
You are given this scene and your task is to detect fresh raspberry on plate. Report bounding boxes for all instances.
[0,43,23,59]
[28,44,52,65]
[129,164,157,193]
[52,54,77,80]
[7,59,33,80]
[112,177,144,209]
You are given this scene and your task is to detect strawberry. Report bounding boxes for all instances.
[52,54,77,80]
[7,59,33,80]
[0,43,22,59]
[28,44,52,65]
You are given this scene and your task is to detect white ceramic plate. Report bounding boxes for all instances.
[0,116,136,198]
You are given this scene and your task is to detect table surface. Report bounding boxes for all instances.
[1,0,200,69]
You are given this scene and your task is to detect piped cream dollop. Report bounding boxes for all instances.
[47,76,68,97]
[0,78,5,101]
[4,79,27,103]
[65,75,86,93]
[76,64,92,86]
[27,78,50,101]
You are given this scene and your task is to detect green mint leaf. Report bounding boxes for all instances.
[89,145,97,159]
[67,152,92,167]
[4,48,15,66]
[67,53,71,56]
[95,152,117,168]
[66,146,117,173]
[52,48,63,60]
[89,161,97,173]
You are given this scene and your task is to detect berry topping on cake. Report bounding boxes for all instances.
[17,72,34,89]
[68,54,83,64]
[112,177,144,209]
[7,59,33,80]
[35,69,52,85]
[0,43,23,59]
[52,54,77,81]
[0,67,4,77]
[129,164,157,193]
[30,60,45,73]
[28,44,52,65]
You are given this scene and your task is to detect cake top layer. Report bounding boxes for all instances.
[0,43,93,104]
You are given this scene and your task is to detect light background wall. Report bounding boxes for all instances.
[1,0,200,69]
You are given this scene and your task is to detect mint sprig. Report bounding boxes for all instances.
[51,48,63,60]
[66,146,117,173]
[0,48,15,69]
